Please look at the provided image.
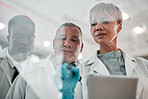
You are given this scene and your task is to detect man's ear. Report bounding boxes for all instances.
[53,39,55,49]
[80,43,84,53]
[117,23,122,33]
[7,35,10,42]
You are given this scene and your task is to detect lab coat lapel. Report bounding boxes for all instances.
[88,53,110,75]
[1,59,12,85]
[122,51,137,76]
[122,50,144,98]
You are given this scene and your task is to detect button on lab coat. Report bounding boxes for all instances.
[81,50,148,99]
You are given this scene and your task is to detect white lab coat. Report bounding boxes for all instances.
[81,50,148,99]
[0,48,13,99]
[6,55,82,99]
[0,48,23,99]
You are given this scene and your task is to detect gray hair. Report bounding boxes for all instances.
[90,3,123,24]
[56,22,82,35]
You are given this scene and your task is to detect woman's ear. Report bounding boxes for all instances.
[117,23,122,33]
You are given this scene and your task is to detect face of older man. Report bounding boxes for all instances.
[53,26,83,64]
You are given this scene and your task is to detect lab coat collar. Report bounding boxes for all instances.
[0,48,21,70]
[0,47,7,59]
[0,48,23,84]
[0,48,12,84]
[86,49,137,76]
[121,50,144,98]
[0,58,12,84]
[121,50,137,76]
[50,54,80,68]
[39,55,81,76]
[86,51,110,75]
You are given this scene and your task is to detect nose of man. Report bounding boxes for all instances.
[20,38,31,45]
[63,39,71,48]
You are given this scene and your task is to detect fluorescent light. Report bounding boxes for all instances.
[133,27,144,34]
[122,12,130,21]
[78,53,82,59]
[43,41,51,47]
[0,23,5,30]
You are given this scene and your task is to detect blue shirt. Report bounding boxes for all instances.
[97,50,126,75]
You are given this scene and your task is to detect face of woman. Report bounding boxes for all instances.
[90,13,121,45]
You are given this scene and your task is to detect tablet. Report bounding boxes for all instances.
[87,75,138,99]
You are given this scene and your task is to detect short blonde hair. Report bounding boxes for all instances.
[90,3,123,24]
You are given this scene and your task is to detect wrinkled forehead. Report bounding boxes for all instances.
[56,26,82,38]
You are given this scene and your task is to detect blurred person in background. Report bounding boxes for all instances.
[0,15,35,99]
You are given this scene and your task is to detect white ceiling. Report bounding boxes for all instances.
[0,0,148,62]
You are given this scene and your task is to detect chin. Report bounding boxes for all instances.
[63,56,70,61]
[96,40,108,44]
[63,57,73,64]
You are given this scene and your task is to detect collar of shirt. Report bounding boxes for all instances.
[50,55,80,69]
[19,56,29,70]
[97,50,122,59]
[6,48,18,69]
